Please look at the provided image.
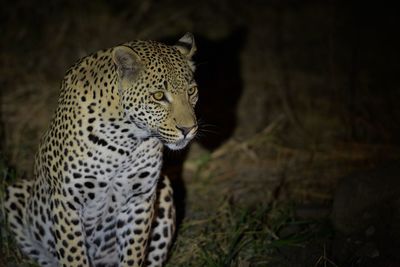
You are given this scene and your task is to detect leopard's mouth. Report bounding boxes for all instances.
[155,124,197,150]
[158,131,194,150]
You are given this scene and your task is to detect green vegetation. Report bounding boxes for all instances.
[167,200,334,267]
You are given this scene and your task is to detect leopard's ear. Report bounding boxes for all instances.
[174,32,196,59]
[112,45,142,80]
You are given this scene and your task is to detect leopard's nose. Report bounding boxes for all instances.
[176,125,197,137]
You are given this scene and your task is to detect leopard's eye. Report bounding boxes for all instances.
[188,86,197,96]
[152,91,165,101]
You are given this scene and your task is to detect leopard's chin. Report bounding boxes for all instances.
[164,139,191,150]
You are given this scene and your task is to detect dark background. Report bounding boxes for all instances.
[1,1,400,266]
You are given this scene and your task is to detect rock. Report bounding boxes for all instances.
[331,162,400,261]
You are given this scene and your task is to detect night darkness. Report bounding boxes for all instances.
[1,1,400,266]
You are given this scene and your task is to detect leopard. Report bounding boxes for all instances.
[4,33,198,267]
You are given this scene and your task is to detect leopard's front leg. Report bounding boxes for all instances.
[117,193,156,267]
[145,175,176,267]
[51,195,90,267]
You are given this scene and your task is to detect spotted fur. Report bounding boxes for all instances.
[4,33,198,267]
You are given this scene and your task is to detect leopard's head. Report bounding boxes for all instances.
[113,33,198,150]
